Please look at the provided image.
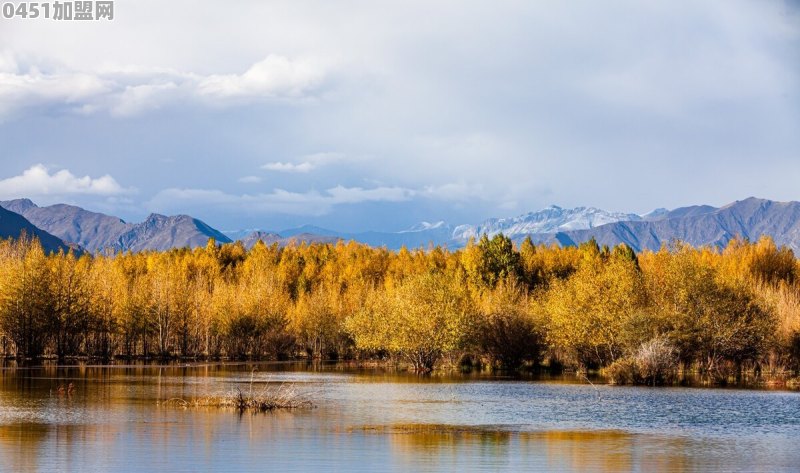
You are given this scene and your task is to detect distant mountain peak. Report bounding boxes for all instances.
[643,208,670,221]
[279,224,342,238]
[402,221,448,233]
[452,205,641,241]
[0,200,230,253]
[238,230,284,249]
[2,198,39,214]
[528,197,800,253]
[723,196,771,209]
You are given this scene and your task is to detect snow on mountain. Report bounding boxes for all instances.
[642,208,670,221]
[451,205,642,241]
[401,221,448,233]
[551,197,800,253]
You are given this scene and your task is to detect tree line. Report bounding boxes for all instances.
[1,233,799,383]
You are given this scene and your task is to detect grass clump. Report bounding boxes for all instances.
[163,382,313,412]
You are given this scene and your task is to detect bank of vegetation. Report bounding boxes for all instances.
[1,233,799,385]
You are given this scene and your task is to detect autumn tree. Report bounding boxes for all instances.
[642,246,774,377]
[0,238,53,358]
[478,279,543,370]
[463,234,521,290]
[49,252,92,359]
[544,245,646,368]
[347,272,476,372]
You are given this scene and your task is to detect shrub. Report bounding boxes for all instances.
[606,357,637,385]
[634,337,678,385]
[478,280,543,370]
[606,337,678,385]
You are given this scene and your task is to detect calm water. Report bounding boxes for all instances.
[0,362,798,472]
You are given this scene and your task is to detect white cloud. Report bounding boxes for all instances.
[149,184,414,216]
[261,152,347,173]
[0,69,110,118]
[238,175,262,184]
[0,54,331,119]
[0,164,132,199]
[197,55,327,100]
[110,82,181,117]
[0,52,18,73]
[261,161,315,173]
[421,182,486,202]
[304,152,346,165]
[325,185,414,204]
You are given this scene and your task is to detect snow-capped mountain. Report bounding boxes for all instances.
[642,208,670,221]
[224,206,645,249]
[401,221,448,233]
[546,197,800,253]
[451,205,642,242]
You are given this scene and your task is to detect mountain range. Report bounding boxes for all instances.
[223,222,455,249]
[239,198,800,253]
[2,197,800,254]
[544,198,800,253]
[451,206,642,241]
[0,199,231,253]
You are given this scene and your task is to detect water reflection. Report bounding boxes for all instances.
[0,363,798,472]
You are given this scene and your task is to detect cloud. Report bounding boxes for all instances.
[0,0,797,228]
[238,176,263,184]
[0,164,132,199]
[0,52,18,73]
[325,185,414,204]
[110,82,181,117]
[261,161,315,173]
[261,152,347,173]
[421,182,486,202]
[580,45,792,116]
[197,55,327,100]
[149,185,414,216]
[304,152,346,165]
[0,54,331,119]
[0,69,110,118]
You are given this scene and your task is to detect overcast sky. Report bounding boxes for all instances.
[0,0,798,232]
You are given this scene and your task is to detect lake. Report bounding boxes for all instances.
[1,362,798,472]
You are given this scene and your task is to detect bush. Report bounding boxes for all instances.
[635,337,678,385]
[478,280,543,370]
[480,311,542,370]
[606,337,678,385]
[606,357,637,385]
[345,273,476,373]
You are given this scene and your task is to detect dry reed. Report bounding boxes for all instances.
[162,376,313,412]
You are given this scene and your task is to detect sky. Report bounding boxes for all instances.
[0,0,798,233]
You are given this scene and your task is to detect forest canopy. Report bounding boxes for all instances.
[0,234,798,382]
